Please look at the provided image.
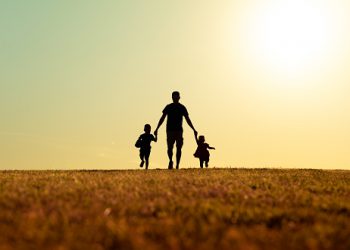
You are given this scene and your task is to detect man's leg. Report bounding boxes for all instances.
[167,133,175,169]
[167,145,174,169]
[176,146,182,169]
[175,132,183,169]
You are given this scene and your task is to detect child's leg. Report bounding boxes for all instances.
[145,156,149,170]
[145,150,150,170]
[205,155,210,167]
[140,150,145,167]
[200,159,204,168]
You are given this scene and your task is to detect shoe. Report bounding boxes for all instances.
[168,161,173,169]
[205,162,209,167]
[140,161,144,167]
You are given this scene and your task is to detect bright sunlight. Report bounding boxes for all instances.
[246,0,338,76]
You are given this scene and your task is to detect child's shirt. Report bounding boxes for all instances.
[139,133,156,149]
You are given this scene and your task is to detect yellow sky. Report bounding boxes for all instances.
[1,0,349,169]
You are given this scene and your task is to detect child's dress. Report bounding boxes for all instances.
[194,142,210,161]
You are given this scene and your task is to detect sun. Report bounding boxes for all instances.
[246,0,334,75]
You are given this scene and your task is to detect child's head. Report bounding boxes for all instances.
[144,124,151,134]
[198,135,205,143]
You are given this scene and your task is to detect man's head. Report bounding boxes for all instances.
[172,91,180,103]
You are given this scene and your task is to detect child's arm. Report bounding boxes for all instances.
[208,145,215,150]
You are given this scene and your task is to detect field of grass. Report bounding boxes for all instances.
[0,169,349,250]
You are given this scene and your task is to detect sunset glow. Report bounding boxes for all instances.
[240,0,346,77]
[1,0,350,169]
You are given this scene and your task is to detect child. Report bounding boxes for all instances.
[194,132,215,168]
[135,124,157,169]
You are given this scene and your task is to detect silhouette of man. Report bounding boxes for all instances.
[154,91,197,169]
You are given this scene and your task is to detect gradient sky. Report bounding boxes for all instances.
[1,0,350,170]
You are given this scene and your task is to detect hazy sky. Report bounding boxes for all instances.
[1,0,350,170]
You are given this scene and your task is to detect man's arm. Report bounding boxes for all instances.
[194,130,199,144]
[154,113,166,136]
[184,115,197,133]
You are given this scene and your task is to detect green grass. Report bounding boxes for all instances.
[0,169,349,250]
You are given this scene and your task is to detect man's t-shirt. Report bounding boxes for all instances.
[139,133,156,149]
[163,103,188,132]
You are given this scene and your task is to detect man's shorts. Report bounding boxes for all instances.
[166,131,183,148]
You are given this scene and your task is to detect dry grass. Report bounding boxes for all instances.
[0,169,349,250]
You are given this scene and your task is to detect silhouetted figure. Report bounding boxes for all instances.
[135,124,157,170]
[194,133,215,168]
[154,91,197,169]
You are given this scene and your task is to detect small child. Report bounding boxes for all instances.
[194,132,215,168]
[135,124,157,169]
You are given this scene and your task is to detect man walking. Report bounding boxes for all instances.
[154,91,197,169]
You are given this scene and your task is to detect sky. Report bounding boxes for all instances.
[1,0,350,170]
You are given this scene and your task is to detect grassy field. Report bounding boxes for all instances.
[0,169,349,250]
